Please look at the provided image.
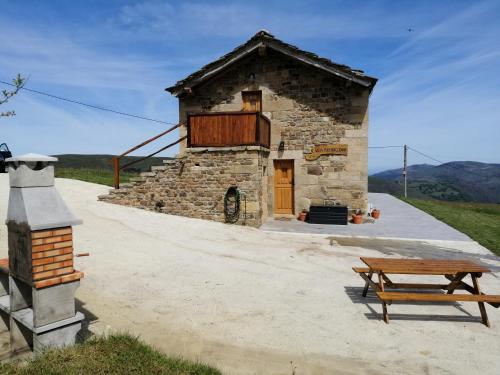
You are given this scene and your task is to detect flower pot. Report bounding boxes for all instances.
[352,214,363,224]
[298,211,308,221]
[371,209,381,219]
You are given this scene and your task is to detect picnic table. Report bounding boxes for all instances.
[353,257,500,326]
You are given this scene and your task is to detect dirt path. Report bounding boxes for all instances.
[1,175,500,374]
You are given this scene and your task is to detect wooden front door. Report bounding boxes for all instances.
[242,91,262,112]
[274,160,294,215]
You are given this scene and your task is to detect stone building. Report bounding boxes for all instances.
[100,30,377,227]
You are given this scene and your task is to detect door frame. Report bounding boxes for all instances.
[273,159,295,216]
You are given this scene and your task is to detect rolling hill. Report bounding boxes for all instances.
[53,154,168,173]
[369,161,500,203]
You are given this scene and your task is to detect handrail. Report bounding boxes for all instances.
[113,122,184,189]
[121,136,187,170]
[119,123,182,158]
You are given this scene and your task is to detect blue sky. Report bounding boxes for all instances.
[1,0,499,173]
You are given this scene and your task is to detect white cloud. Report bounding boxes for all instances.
[0,92,180,157]
[367,1,500,170]
[0,15,181,156]
[0,23,170,92]
[107,0,431,40]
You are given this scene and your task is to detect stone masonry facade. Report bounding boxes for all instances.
[179,49,370,214]
[100,147,269,227]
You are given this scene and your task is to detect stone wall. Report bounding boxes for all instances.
[179,48,370,214]
[100,147,269,227]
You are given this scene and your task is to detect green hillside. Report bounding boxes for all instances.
[370,163,500,254]
[370,161,500,203]
[368,177,467,201]
[403,198,500,255]
[53,154,167,173]
[52,154,170,186]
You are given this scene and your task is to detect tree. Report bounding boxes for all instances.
[1,74,26,117]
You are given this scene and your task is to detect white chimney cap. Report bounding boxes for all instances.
[6,153,58,162]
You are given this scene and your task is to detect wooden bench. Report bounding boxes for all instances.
[352,267,370,273]
[354,257,500,326]
[353,266,464,296]
[377,292,500,303]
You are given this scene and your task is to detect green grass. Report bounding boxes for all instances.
[402,198,500,255]
[0,334,221,375]
[55,168,138,187]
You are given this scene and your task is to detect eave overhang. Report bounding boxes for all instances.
[166,30,377,97]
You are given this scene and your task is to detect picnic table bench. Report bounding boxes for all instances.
[353,257,500,326]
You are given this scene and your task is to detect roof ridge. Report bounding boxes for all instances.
[253,29,274,38]
[166,30,377,96]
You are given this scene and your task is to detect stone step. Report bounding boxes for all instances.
[140,172,156,177]
[150,165,167,171]
[130,177,146,182]
[108,188,130,195]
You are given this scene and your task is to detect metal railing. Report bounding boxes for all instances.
[112,123,185,189]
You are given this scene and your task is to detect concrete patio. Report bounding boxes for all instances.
[261,193,472,241]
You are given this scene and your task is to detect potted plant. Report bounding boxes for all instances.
[298,209,308,222]
[352,210,363,224]
[371,208,381,219]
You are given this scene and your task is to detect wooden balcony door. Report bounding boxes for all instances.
[242,91,262,112]
[274,160,294,215]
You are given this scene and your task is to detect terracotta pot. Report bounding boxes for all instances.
[298,212,307,221]
[371,209,381,219]
[352,214,363,224]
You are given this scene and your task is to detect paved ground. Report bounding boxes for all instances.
[261,193,472,241]
[1,175,500,374]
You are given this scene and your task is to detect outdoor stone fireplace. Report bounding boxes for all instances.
[1,154,84,354]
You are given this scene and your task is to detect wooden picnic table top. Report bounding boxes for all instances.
[360,257,491,275]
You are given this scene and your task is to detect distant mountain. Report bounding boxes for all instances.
[53,154,168,173]
[372,164,434,180]
[369,161,500,203]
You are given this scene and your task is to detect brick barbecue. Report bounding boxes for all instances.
[6,154,84,290]
[1,153,85,354]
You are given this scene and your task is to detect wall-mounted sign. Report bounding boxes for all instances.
[305,144,348,161]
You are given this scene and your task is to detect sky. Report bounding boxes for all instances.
[0,0,499,173]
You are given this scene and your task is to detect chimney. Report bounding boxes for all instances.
[1,154,84,354]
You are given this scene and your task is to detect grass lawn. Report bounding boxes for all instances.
[55,168,138,187]
[0,334,220,375]
[402,198,500,255]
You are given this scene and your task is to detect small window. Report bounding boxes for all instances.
[242,91,262,112]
